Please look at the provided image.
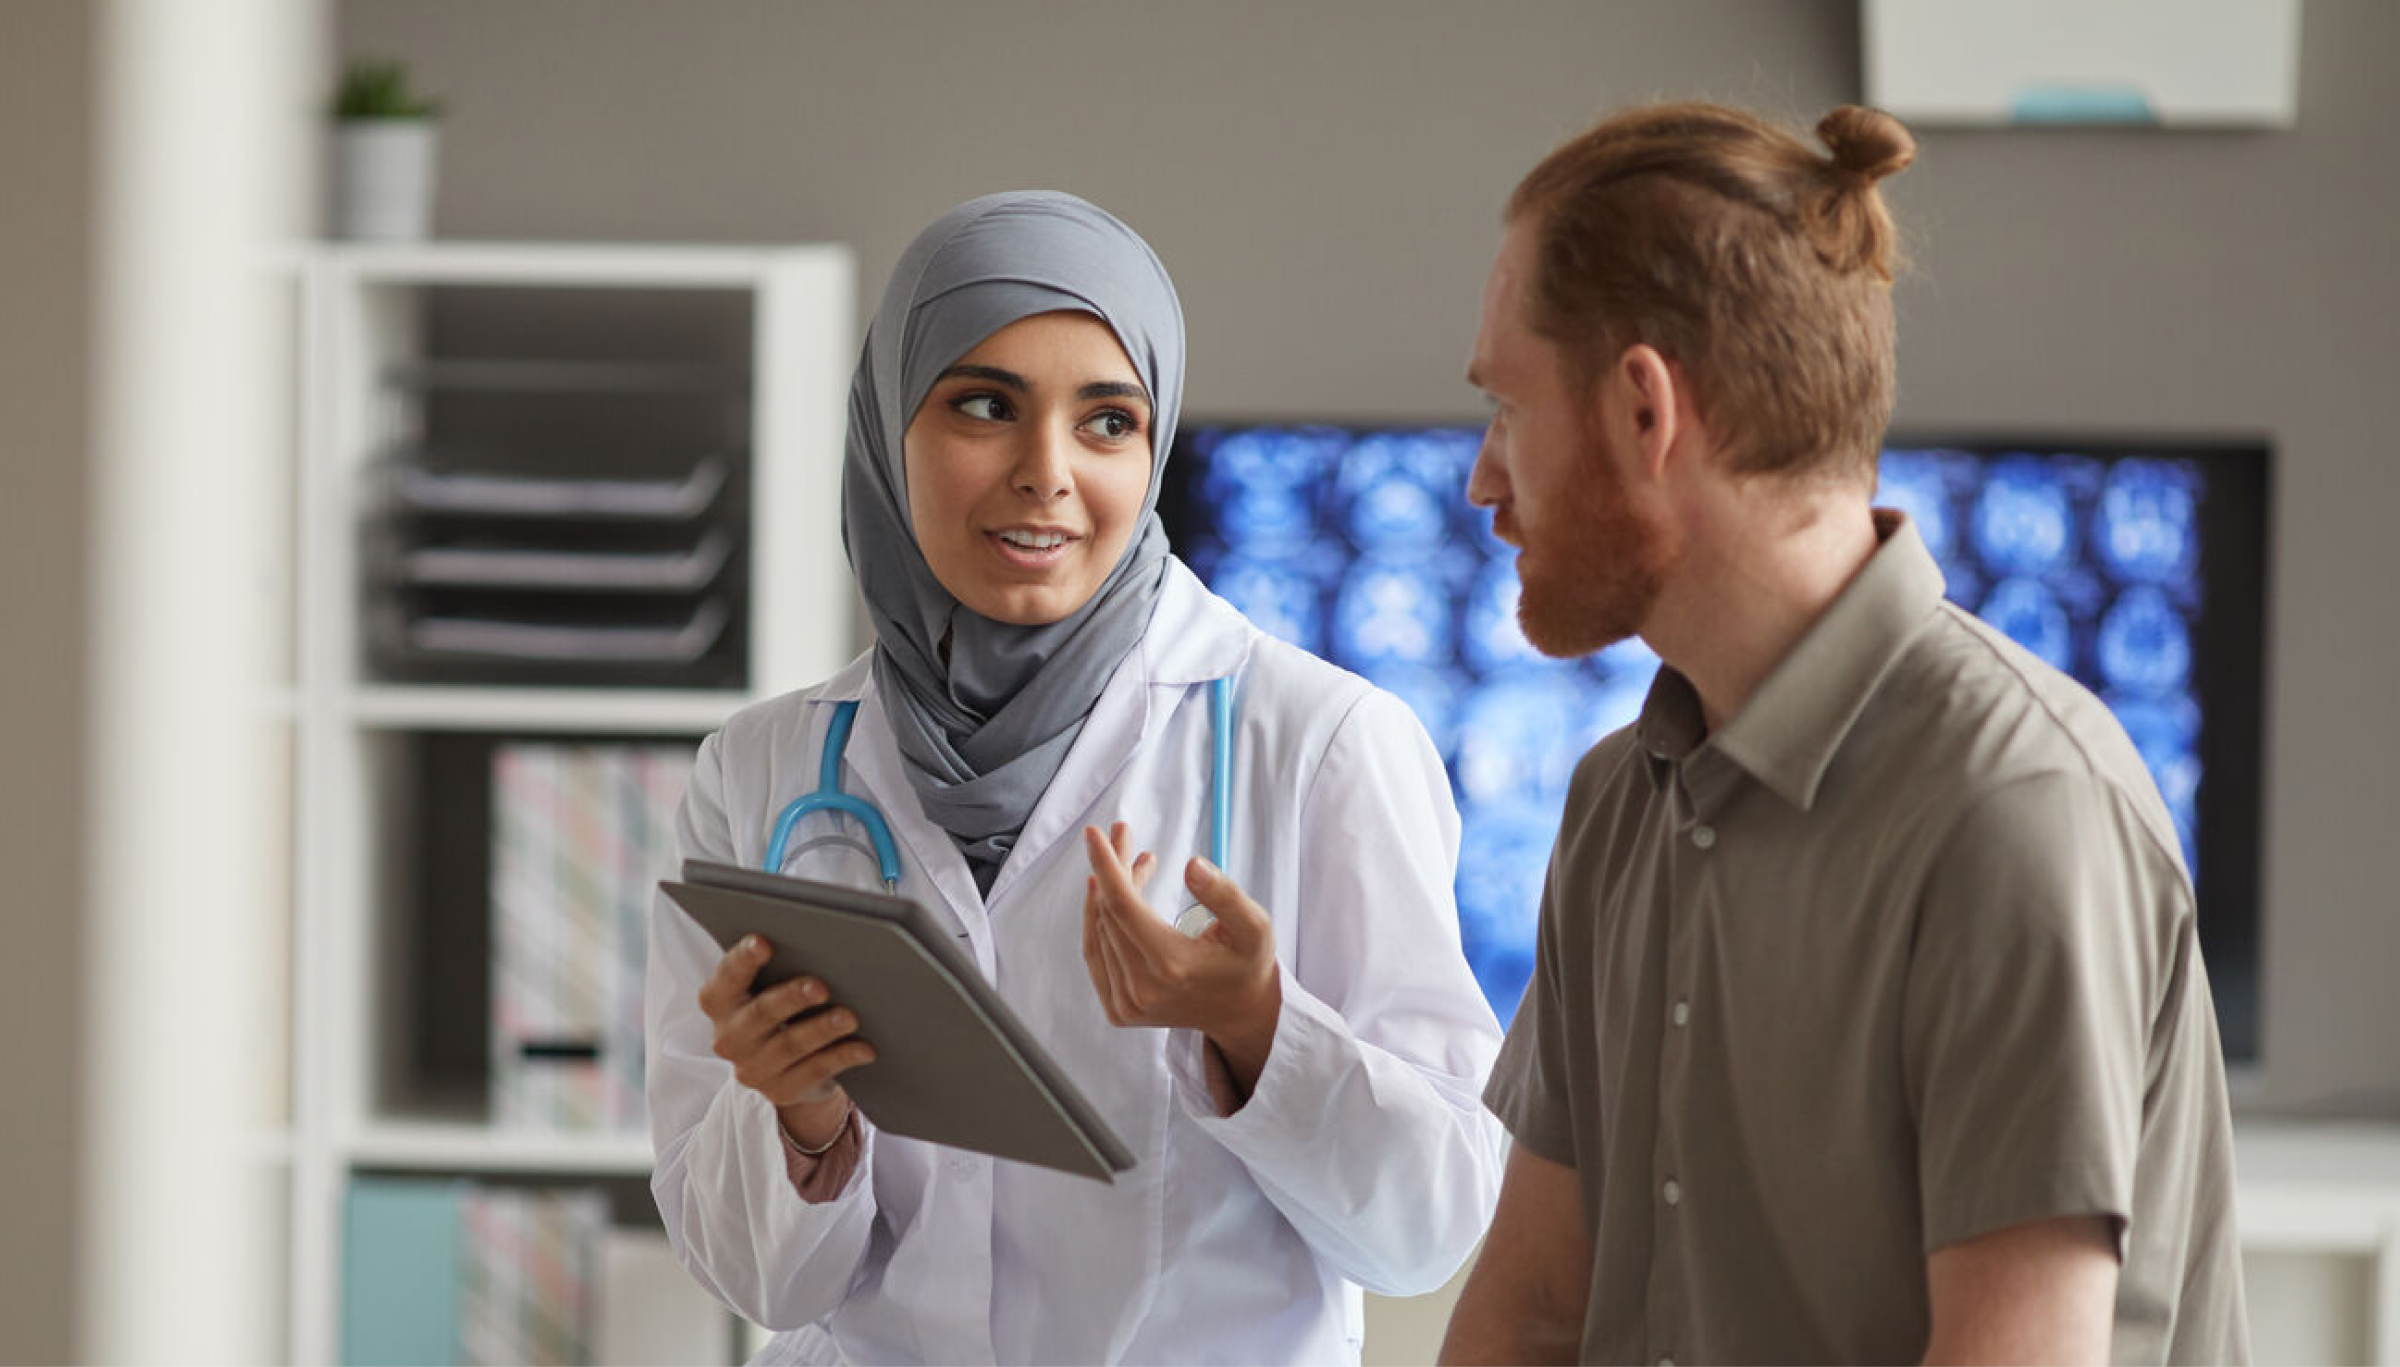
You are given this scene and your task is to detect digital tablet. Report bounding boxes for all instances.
[660,859,1136,1182]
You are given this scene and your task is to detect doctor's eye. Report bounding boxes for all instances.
[1080,408,1143,442]
[952,392,1015,422]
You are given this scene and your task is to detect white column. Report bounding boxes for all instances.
[80,0,320,1360]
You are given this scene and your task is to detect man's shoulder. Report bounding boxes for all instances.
[1864,602,2185,868]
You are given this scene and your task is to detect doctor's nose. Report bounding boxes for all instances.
[1010,425,1074,500]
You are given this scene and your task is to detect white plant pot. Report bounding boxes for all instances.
[330,120,438,241]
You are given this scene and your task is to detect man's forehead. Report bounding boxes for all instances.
[1469,226,1537,379]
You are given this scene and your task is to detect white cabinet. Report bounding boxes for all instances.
[2237,1120,2400,1365]
[283,243,855,1364]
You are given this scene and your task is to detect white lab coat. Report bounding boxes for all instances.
[646,559,1507,1365]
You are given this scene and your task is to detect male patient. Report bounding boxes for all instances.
[1438,101,2247,1365]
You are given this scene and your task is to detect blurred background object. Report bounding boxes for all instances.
[328,57,441,240]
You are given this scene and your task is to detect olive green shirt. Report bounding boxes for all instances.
[1485,512,2248,1365]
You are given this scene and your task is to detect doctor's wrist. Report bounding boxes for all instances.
[777,1093,854,1154]
[1202,970,1284,1109]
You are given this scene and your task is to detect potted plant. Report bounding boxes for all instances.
[329,58,440,241]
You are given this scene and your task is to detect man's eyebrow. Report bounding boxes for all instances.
[937,363,1028,390]
[1078,380,1150,404]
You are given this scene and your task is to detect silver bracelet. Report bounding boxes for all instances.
[779,1102,852,1158]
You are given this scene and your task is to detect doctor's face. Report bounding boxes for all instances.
[904,311,1154,627]
[1465,217,1673,658]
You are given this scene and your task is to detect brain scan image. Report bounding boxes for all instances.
[1180,428,2218,1023]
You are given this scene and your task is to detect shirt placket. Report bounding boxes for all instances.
[1639,761,1694,1366]
[1647,752,1739,1367]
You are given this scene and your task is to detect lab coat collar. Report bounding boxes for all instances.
[808,650,874,703]
[1142,557,1255,686]
[798,555,1256,918]
[990,558,1255,903]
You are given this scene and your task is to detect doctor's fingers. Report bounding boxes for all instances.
[696,935,781,1022]
[1105,822,1160,892]
[730,1005,868,1098]
[1184,857,1273,955]
[1083,877,1131,1022]
[708,968,833,1059]
[750,1023,877,1109]
[1089,815,1161,896]
[1084,828,1178,968]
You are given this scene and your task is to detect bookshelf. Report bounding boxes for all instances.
[283,242,856,1364]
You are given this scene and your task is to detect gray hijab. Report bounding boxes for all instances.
[840,191,1185,893]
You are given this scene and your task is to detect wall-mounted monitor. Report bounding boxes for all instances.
[1160,424,2269,1063]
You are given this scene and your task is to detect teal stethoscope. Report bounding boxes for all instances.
[764,677,1236,929]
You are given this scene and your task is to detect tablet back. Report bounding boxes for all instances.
[660,864,1134,1182]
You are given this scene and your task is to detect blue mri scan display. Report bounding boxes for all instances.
[1177,427,2217,1026]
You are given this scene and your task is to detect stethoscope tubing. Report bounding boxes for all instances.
[764,675,1236,893]
[764,698,905,888]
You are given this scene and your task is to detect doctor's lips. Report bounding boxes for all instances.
[987,524,1083,567]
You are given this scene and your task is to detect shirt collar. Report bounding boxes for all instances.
[1639,509,1947,810]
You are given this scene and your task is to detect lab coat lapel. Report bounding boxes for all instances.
[988,566,1252,907]
[845,684,994,954]
[986,644,1150,908]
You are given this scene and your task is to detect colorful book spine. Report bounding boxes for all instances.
[490,743,688,1132]
[457,1186,609,1367]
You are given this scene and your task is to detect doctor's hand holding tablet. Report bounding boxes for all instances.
[690,813,1288,1155]
[695,939,871,1154]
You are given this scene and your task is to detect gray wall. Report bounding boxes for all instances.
[337,0,2399,1106]
[0,1,91,1361]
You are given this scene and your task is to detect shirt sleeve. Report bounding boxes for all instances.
[646,728,883,1330]
[1901,769,2181,1258]
[1480,839,1579,1168]
[1162,687,1510,1298]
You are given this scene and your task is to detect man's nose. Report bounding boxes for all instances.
[1465,430,1506,508]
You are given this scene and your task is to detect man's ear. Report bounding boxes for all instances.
[1606,344,1681,481]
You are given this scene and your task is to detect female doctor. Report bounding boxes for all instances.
[646,191,1504,1365]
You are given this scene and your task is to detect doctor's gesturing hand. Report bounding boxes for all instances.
[1082,821,1283,1111]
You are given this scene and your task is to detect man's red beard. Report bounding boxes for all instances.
[1511,424,1674,659]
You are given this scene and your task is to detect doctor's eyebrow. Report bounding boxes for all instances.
[933,367,1148,408]
[937,363,1029,391]
[1077,380,1149,405]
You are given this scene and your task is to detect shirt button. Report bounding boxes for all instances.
[1690,824,1716,850]
[1672,1000,1690,1028]
[1663,1178,1682,1207]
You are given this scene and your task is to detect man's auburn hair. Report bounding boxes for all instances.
[1507,102,1916,485]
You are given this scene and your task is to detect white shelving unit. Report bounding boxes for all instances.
[282,242,856,1364]
[2235,1119,2400,1364]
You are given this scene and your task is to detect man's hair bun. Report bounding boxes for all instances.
[1817,105,1916,183]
